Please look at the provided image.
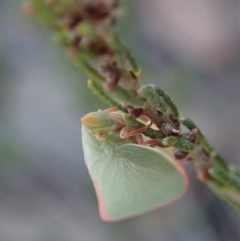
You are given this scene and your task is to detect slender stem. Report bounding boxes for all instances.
[107,31,125,67]
[181,118,228,171]
[207,180,240,212]
[73,54,105,84]
[122,45,140,74]
[229,165,240,178]
[153,86,179,120]
[88,79,126,112]
[209,168,240,192]
[162,136,195,152]
[111,86,145,108]
[29,0,60,29]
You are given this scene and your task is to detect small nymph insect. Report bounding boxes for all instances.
[81,109,188,221]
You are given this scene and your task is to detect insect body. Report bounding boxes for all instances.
[81,110,188,221]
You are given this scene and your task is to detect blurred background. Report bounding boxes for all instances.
[0,0,239,240]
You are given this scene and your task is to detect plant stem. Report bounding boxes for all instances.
[24,0,240,215]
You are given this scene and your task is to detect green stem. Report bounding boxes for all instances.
[209,168,240,192]
[229,165,240,178]
[181,118,228,171]
[122,45,140,74]
[73,54,105,84]
[154,87,179,120]
[207,180,240,213]
[88,79,126,112]
[30,0,60,29]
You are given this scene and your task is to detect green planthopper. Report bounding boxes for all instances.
[81,109,188,221]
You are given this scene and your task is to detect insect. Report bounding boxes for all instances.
[81,109,188,221]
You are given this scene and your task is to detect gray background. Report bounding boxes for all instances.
[0,0,239,240]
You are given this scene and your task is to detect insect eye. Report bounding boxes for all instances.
[95,131,108,140]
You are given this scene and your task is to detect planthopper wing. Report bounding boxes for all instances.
[89,143,188,221]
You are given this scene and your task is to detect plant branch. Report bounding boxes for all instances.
[23,0,240,214]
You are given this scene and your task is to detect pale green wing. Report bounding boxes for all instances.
[89,143,188,221]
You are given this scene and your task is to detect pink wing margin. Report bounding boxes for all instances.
[85,158,111,221]
[85,155,189,222]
